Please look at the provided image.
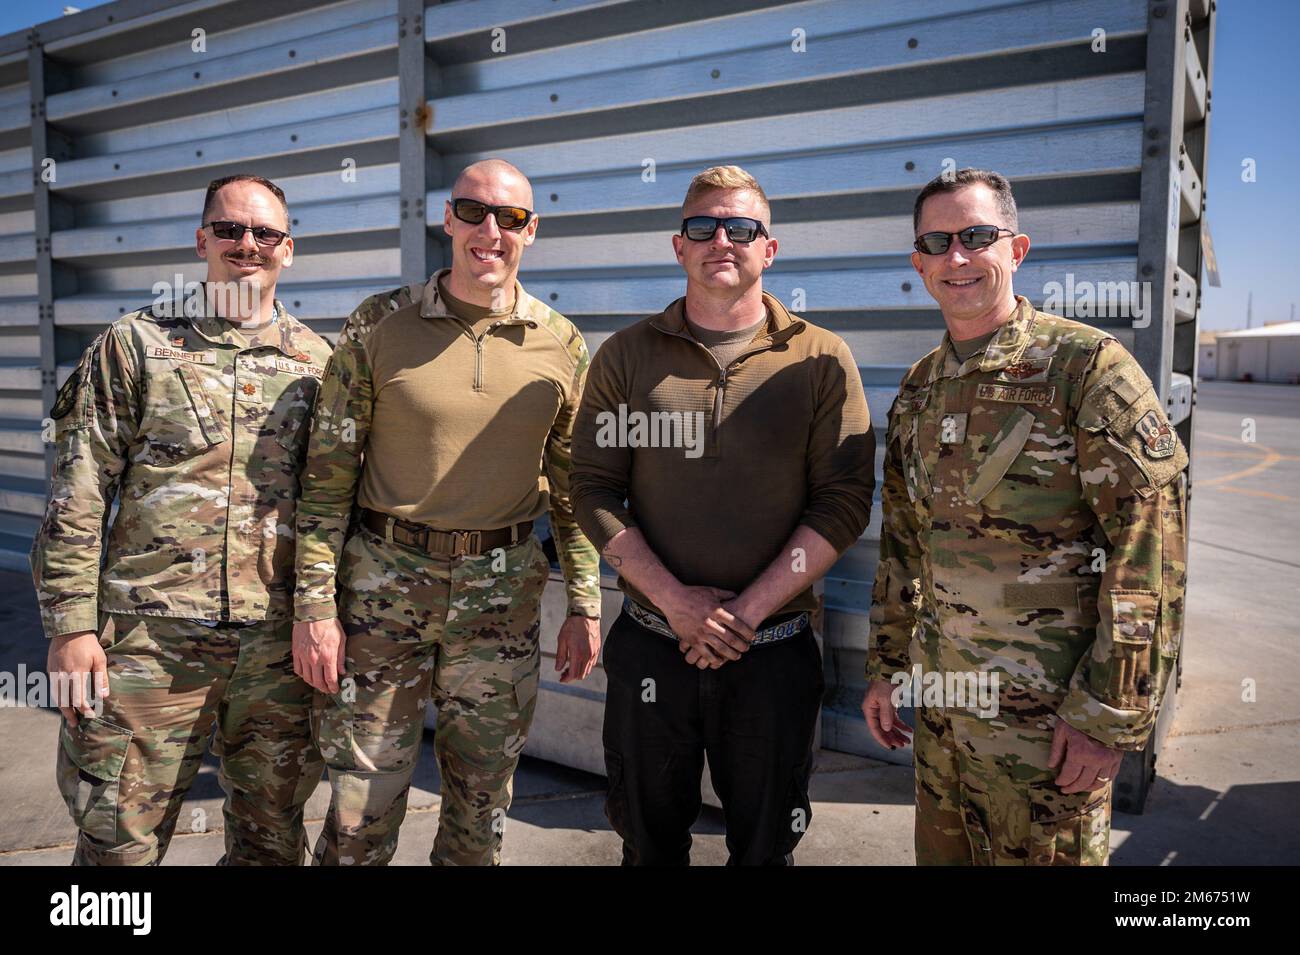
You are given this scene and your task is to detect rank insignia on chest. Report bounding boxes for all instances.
[235,379,262,404]
[939,412,968,444]
[171,336,186,348]
[996,357,1051,383]
[976,382,1056,406]
[1135,409,1177,458]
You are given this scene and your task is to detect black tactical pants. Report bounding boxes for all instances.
[601,609,824,865]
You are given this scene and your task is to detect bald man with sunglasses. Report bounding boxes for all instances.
[292,159,602,866]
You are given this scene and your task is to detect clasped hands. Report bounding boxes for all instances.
[659,585,762,670]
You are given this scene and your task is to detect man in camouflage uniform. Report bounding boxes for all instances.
[293,159,602,866]
[862,169,1188,865]
[32,175,330,865]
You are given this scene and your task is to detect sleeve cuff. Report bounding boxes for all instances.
[1056,688,1155,751]
[43,602,100,639]
[293,598,340,624]
[582,506,636,555]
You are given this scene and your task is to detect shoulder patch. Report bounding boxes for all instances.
[1135,408,1178,459]
[50,371,80,420]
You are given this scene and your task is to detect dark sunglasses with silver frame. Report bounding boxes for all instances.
[680,215,769,243]
[203,220,290,247]
[914,224,1016,255]
[450,197,535,231]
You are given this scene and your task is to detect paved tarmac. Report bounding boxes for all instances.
[1,380,1296,865]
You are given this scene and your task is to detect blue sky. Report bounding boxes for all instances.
[2,0,1294,331]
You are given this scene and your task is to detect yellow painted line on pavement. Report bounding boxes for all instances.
[1214,485,1295,502]
[1197,432,1282,488]
[1196,450,1300,462]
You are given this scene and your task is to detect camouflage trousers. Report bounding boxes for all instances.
[56,613,323,866]
[312,525,549,866]
[912,705,1112,866]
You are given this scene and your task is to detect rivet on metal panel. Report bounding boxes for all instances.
[905,161,915,171]
[293,218,299,226]
[401,121,408,129]
[116,236,122,243]
[289,50,296,58]
[111,90,117,97]
[711,69,720,78]
[907,38,918,49]
[414,23,421,33]
[550,93,558,102]
[113,163,120,170]
[1142,264,1154,276]
[402,199,409,207]
[550,193,558,202]
[194,72,200,79]
[196,150,202,157]
[290,135,298,142]
[550,293,558,301]
[294,301,301,308]
[414,103,433,130]
[1153,4,1166,17]
[902,282,912,292]
[1146,145,1158,157]
[400,29,406,38]
[1148,127,1159,139]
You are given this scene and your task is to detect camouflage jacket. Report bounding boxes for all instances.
[30,292,332,637]
[867,297,1188,750]
[293,270,601,622]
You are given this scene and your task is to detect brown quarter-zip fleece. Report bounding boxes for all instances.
[571,292,875,618]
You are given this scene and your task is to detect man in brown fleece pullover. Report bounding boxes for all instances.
[571,166,875,865]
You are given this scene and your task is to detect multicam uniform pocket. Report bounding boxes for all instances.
[892,385,933,502]
[1106,589,1159,711]
[56,716,133,844]
[138,362,230,466]
[1026,780,1111,866]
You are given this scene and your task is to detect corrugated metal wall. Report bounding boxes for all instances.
[4,0,1212,770]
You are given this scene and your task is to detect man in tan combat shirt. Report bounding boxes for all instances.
[292,159,602,866]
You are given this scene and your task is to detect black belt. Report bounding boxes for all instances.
[361,507,532,558]
[622,597,810,647]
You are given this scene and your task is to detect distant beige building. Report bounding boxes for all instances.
[1198,330,1218,380]
[1215,322,1300,384]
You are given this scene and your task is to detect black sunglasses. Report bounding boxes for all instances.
[914,225,1015,255]
[680,216,769,243]
[204,220,290,246]
[450,197,534,231]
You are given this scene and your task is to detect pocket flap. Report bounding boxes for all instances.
[1111,590,1158,646]
[966,406,1035,503]
[60,717,132,782]
[1077,365,1145,432]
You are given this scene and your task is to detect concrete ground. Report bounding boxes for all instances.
[0,380,1296,865]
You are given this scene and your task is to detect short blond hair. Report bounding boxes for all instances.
[681,165,770,223]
